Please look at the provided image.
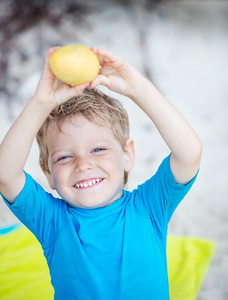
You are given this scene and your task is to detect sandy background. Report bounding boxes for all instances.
[0,1,227,299]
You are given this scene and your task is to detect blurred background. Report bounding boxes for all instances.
[0,0,228,299]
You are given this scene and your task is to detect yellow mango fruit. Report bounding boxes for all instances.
[49,44,100,85]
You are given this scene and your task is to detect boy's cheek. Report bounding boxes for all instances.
[44,171,55,190]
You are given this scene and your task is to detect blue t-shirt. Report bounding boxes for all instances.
[3,155,197,299]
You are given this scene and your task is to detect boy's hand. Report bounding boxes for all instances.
[89,48,144,98]
[90,48,202,186]
[0,47,86,203]
[33,47,86,107]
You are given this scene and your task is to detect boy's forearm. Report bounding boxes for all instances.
[0,97,54,202]
[130,78,202,183]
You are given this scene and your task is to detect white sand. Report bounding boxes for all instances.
[0,1,227,299]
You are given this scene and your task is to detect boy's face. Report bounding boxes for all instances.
[44,114,135,208]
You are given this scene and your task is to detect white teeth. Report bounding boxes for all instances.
[75,178,102,189]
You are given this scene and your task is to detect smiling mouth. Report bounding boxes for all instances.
[74,178,103,189]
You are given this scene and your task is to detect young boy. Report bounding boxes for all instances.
[0,47,202,299]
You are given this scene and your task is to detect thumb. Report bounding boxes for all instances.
[43,47,60,75]
[89,75,111,89]
[67,83,87,99]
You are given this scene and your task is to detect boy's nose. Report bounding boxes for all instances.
[74,156,93,172]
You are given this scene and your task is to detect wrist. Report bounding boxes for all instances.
[129,77,156,103]
[29,95,56,113]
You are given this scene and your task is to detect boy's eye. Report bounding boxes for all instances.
[57,155,71,162]
[93,148,102,152]
[93,148,105,153]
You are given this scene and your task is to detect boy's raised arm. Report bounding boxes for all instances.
[130,80,202,185]
[90,48,202,185]
[0,48,86,203]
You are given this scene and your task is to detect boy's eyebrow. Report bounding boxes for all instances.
[49,139,114,157]
[50,148,67,158]
[89,138,113,145]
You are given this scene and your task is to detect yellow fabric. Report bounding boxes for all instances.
[0,226,215,300]
[167,236,215,300]
[0,226,54,300]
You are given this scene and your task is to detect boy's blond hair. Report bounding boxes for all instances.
[36,87,130,184]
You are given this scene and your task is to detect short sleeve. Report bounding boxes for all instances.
[1,172,67,248]
[132,154,198,236]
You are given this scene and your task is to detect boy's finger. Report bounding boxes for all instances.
[93,48,126,71]
[91,47,104,66]
[36,48,60,91]
[43,47,60,72]
[89,75,110,89]
[91,47,115,62]
[95,48,120,63]
[45,46,60,61]
[68,83,87,98]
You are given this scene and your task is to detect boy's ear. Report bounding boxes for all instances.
[44,171,55,190]
[124,139,135,172]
